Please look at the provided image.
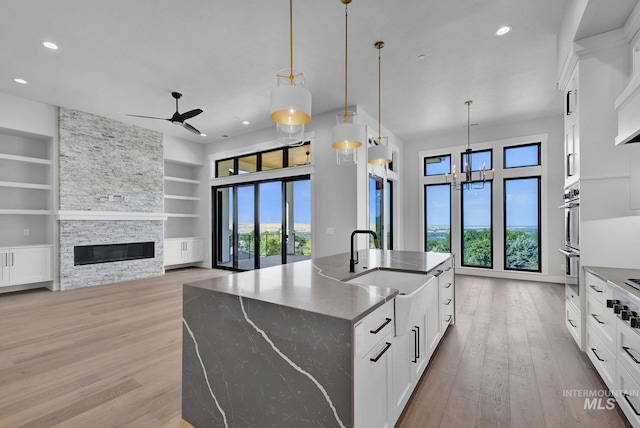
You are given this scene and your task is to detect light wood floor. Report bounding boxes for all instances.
[0,270,631,427]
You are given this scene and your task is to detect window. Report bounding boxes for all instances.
[215,142,310,177]
[461,182,492,268]
[461,149,492,172]
[504,143,540,168]
[504,177,540,271]
[212,176,311,270]
[425,184,451,253]
[424,155,451,176]
[385,181,393,249]
[369,176,383,247]
[421,135,545,275]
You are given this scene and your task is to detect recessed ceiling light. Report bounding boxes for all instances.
[42,41,59,50]
[417,54,426,61]
[495,25,512,36]
[200,133,207,137]
[242,120,250,125]
[14,78,28,84]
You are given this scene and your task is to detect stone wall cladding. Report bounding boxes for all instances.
[58,107,163,212]
[57,107,165,289]
[59,220,164,290]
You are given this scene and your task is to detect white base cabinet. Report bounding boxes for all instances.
[164,238,203,266]
[0,245,52,287]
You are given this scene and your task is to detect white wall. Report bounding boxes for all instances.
[402,115,565,280]
[163,135,204,166]
[0,91,57,137]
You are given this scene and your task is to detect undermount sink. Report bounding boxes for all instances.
[346,269,436,336]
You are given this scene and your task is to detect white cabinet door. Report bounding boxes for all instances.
[0,250,10,287]
[9,246,51,286]
[164,240,183,266]
[355,331,394,428]
[184,238,204,263]
[391,330,413,419]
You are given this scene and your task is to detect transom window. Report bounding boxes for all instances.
[215,142,311,178]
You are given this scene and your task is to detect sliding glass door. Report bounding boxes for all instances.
[213,176,310,271]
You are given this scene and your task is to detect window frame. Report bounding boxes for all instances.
[460,148,492,173]
[215,141,311,178]
[460,180,493,269]
[503,142,541,169]
[424,154,452,176]
[424,183,451,253]
[503,175,542,273]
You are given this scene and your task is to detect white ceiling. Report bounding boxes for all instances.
[0,0,632,145]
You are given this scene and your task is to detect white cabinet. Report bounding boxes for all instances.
[354,300,394,428]
[0,245,52,287]
[164,238,203,266]
[438,260,455,335]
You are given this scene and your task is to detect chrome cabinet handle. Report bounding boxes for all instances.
[590,348,605,362]
[370,342,392,363]
[623,346,640,364]
[445,315,453,323]
[589,284,603,293]
[591,314,604,324]
[445,266,452,271]
[624,393,640,416]
[370,318,392,334]
[443,298,452,306]
[10,253,13,266]
[444,282,452,289]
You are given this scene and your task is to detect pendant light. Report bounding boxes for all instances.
[270,0,312,145]
[368,41,392,165]
[331,0,364,166]
[445,100,493,190]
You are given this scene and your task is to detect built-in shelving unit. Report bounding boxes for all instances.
[0,128,55,291]
[164,159,204,268]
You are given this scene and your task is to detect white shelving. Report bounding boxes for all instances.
[164,159,203,268]
[0,129,55,290]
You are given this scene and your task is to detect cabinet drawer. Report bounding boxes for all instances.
[355,300,394,358]
[586,325,615,390]
[616,361,640,428]
[566,299,581,346]
[439,278,454,301]
[585,272,613,306]
[617,317,640,389]
[586,291,616,352]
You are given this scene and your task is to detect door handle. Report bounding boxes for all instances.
[590,348,605,362]
[412,329,418,363]
[591,314,605,324]
[370,342,392,363]
[370,318,392,334]
[623,346,640,364]
[415,326,420,360]
[443,298,452,305]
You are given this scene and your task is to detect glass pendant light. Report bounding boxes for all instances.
[331,0,364,166]
[270,0,312,145]
[368,41,392,164]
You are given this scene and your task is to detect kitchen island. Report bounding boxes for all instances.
[182,249,453,428]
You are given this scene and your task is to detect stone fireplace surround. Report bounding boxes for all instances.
[57,108,165,290]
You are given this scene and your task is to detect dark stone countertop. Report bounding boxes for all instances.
[185,249,452,323]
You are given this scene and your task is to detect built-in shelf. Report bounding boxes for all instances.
[164,195,200,201]
[0,181,51,190]
[0,209,52,215]
[165,213,201,218]
[0,153,51,165]
[164,176,200,185]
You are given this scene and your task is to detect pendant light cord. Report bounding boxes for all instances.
[343,3,349,120]
[377,44,382,145]
[289,0,294,84]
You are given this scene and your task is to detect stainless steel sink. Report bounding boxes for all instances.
[346,269,436,335]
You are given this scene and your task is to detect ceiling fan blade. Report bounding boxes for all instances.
[178,109,203,121]
[182,122,201,135]
[126,114,170,121]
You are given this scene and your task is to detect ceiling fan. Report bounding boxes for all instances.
[127,92,203,135]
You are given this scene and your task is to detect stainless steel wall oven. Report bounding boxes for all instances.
[559,184,580,305]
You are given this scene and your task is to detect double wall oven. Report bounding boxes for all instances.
[559,183,580,307]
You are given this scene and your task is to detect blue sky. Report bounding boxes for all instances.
[238,180,311,225]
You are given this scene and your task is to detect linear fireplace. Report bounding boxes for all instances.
[74,242,155,266]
